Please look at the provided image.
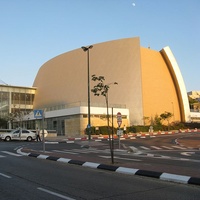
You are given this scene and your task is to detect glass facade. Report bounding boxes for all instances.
[0,85,36,129]
[0,91,9,118]
[11,92,35,114]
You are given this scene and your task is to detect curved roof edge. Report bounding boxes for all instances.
[160,46,190,122]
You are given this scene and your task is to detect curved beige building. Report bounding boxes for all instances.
[32,37,190,135]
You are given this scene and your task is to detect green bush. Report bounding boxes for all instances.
[87,122,190,135]
[85,126,118,135]
[128,125,149,133]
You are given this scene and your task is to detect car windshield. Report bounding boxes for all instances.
[11,130,20,134]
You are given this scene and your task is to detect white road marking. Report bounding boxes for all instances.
[151,146,162,150]
[0,155,5,158]
[37,187,76,200]
[1,151,22,157]
[115,156,141,162]
[172,146,187,150]
[140,146,150,150]
[181,152,195,156]
[53,150,78,155]
[0,173,11,178]
[66,141,75,143]
[161,146,173,150]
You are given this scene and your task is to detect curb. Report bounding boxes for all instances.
[17,148,200,186]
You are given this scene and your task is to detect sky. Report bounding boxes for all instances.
[0,0,199,92]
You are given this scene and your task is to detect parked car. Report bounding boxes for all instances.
[0,129,36,142]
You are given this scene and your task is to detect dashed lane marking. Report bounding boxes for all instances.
[38,187,75,200]
[52,150,78,155]
[0,173,11,179]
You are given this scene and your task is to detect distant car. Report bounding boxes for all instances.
[0,129,36,142]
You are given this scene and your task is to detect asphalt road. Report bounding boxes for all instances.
[18,132,200,178]
[0,142,200,199]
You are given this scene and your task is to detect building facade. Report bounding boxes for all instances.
[0,84,36,129]
[0,37,192,136]
[188,91,200,122]
[30,37,190,135]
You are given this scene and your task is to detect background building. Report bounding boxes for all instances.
[0,84,36,129]
[188,91,200,122]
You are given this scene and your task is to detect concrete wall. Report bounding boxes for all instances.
[33,37,189,126]
[140,47,181,124]
[33,37,143,125]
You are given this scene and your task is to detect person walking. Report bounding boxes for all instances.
[36,127,41,142]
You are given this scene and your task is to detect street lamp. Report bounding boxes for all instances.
[171,102,175,121]
[81,45,93,140]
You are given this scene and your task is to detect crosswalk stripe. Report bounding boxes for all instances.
[150,146,162,150]
[1,151,22,157]
[161,146,173,150]
[140,146,150,150]
[139,145,190,150]
[171,146,187,149]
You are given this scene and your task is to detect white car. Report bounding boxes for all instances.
[0,129,36,142]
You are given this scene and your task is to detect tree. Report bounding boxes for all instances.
[160,111,173,130]
[91,74,117,164]
[154,114,162,126]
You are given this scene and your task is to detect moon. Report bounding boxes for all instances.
[132,3,136,6]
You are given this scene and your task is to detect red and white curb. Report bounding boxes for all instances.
[44,129,200,144]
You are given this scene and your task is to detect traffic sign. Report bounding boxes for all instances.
[117,129,123,136]
[34,109,43,119]
[117,112,122,127]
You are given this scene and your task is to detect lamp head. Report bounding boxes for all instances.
[81,45,93,51]
[81,46,88,51]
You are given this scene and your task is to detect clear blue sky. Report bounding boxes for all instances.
[0,0,199,91]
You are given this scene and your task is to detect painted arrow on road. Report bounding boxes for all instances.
[181,152,195,156]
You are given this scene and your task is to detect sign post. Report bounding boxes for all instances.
[34,109,45,152]
[117,112,122,149]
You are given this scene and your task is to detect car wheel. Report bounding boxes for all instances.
[5,136,11,142]
[27,136,32,142]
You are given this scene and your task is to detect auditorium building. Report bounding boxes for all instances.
[0,37,192,136]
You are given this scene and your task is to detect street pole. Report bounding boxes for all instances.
[106,93,114,164]
[42,110,45,152]
[81,45,93,140]
[112,107,114,156]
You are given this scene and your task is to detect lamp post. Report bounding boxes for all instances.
[81,45,93,140]
[171,102,175,121]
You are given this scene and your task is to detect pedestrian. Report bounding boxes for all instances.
[123,125,127,134]
[36,127,41,142]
